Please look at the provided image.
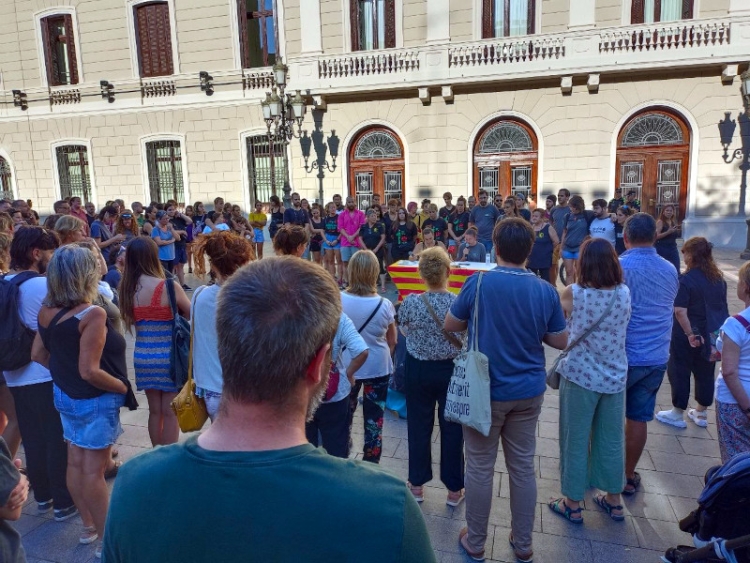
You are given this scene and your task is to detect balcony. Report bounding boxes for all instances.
[290,16,748,95]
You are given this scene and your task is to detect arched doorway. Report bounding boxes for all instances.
[349,127,405,209]
[616,109,690,220]
[473,118,538,202]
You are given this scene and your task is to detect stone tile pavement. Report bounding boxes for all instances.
[13,244,750,562]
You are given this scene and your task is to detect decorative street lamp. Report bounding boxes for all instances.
[300,119,340,206]
[260,58,306,142]
[718,68,750,259]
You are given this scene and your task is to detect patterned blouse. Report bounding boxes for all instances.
[559,284,632,394]
[398,292,463,361]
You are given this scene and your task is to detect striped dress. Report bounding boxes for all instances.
[133,280,178,392]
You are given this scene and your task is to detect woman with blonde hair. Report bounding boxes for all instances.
[715,261,750,462]
[343,250,397,463]
[0,232,10,273]
[0,212,13,235]
[398,247,464,505]
[119,237,190,447]
[54,215,87,246]
[657,237,728,429]
[191,231,254,420]
[31,245,136,555]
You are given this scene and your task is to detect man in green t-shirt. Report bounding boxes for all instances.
[102,257,435,563]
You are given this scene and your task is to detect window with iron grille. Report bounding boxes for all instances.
[134,2,174,78]
[482,0,535,38]
[41,14,79,86]
[0,157,13,200]
[631,0,693,23]
[146,141,184,205]
[238,0,277,68]
[247,135,288,203]
[55,146,92,202]
[350,0,396,51]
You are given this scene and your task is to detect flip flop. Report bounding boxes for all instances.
[593,494,625,521]
[548,497,583,523]
[622,471,641,496]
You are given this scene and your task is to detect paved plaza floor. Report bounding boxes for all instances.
[12,246,749,562]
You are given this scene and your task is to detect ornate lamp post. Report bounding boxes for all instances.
[300,115,340,205]
[260,58,306,207]
[719,69,750,259]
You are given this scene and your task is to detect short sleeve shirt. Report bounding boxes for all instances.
[340,294,395,379]
[283,207,308,226]
[338,210,366,247]
[716,307,750,404]
[450,211,471,239]
[450,267,566,401]
[422,218,448,243]
[469,205,500,242]
[393,222,418,250]
[673,269,728,336]
[398,292,462,361]
[360,222,386,250]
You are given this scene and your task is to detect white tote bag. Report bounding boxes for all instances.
[444,273,492,437]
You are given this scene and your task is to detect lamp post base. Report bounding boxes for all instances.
[742,218,750,260]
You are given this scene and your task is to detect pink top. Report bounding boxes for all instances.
[338,209,366,247]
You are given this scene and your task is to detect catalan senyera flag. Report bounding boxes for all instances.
[387,261,497,302]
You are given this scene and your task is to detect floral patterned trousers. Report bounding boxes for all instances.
[348,375,389,463]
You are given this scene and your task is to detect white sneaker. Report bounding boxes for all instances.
[655,409,687,428]
[688,408,708,428]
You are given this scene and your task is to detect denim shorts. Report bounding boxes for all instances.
[253,228,264,243]
[562,249,579,260]
[196,387,222,422]
[174,244,188,264]
[625,364,667,422]
[340,245,359,261]
[322,233,340,254]
[53,385,125,449]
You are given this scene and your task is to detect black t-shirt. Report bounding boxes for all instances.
[324,215,339,235]
[284,207,308,226]
[382,213,393,242]
[170,216,188,245]
[310,218,324,243]
[450,211,470,239]
[672,269,728,337]
[393,222,418,250]
[439,206,455,220]
[422,218,448,243]
[360,221,386,250]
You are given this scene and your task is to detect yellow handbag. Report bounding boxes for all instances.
[170,290,208,432]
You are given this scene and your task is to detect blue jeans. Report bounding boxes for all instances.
[479,240,493,254]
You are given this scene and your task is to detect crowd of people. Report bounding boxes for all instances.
[0,188,749,563]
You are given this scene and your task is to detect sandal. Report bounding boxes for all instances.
[688,408,709,428]
[459,527,485,561]
[446,489,465,507]
[104,460,122,480]
[593,494,625,521]
[622,471,641,496]
[407,482,424,503]
[548,498,583,523]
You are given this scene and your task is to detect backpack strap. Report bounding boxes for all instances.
[734,314,750,333]
[7,271,40,287]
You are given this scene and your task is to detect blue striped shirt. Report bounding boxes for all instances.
[620,247,679,366]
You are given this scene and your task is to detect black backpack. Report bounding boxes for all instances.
[0,271,41,371]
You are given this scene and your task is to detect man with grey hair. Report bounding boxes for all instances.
[102,257,435,562]
[619,213,678,496]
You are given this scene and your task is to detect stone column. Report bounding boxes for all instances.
[300,0,323,54]
[568,0,596,30]
[427,0,451,43]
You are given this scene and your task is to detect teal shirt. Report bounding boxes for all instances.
[102,436,436,563]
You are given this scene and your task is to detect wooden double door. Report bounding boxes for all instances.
[349,160,404,209]
[616,149,688,220]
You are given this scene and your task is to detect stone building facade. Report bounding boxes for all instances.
[1,0,749,245]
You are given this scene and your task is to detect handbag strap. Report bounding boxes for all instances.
[358,298,384,334]
[165,275,178,325]
[562,287,619,355]
[420,293,463,349]
[734,314,750,333]
[470,273,484,351]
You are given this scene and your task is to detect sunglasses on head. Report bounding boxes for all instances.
[121,213,132,218]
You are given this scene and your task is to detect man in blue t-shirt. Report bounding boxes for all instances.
[468,189,500,253]
[103,258,435,563]
[446,218,568,563]
[618,213,678,496]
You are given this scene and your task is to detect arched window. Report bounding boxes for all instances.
[349,127,404,208]
[473,118,538,202]
[616,109,690,220]
[0,157,13,200]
